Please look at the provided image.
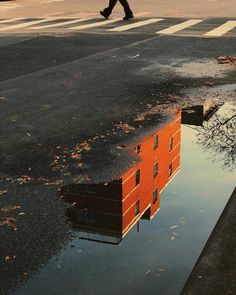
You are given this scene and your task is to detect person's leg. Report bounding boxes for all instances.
[119,0,133,16]
[103,0,118,16]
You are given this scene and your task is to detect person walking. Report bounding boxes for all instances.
[100,0,134,20]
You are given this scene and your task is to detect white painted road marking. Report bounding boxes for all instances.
[0,18,56,32]
[108,18,163,32]
[31,18,91,30]
[67,12,150,31]
[0,18,236,37]
[156,19,203,34]
[204,21,236,36]
[0,18,24,24]
[68,19,121,30]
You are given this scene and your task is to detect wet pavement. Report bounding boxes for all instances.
[182,187,236,294]
[0,31,236,295]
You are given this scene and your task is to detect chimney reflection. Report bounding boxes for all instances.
[59,110,181,245]
[181,102,223,126]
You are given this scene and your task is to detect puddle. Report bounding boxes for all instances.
[11,103,235,295]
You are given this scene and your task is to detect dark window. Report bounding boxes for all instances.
[135,145,141,155]
[135,169,140,186]
[169,163,173,177]
[153,189,158,204]
[169,137,174,151]
[154,134,158,150]
[153,163,158,178]
[135,200,140,215]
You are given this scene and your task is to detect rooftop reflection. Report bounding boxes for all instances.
[59,110,181,244]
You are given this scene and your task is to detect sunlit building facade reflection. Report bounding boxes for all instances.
[60,110,181,244]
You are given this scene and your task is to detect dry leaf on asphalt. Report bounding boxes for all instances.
[0,190,7,196]
[0,217,17,229]
[0,205,21,212]
[5,255,16,261]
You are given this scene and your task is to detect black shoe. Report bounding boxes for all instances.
[100,11,109,20]
[123,13,134,20]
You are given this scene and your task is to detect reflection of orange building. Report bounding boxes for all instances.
[60,110,181,244]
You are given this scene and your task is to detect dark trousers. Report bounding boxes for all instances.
[104,0,132,15]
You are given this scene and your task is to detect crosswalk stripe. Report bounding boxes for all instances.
[30,18,91,30]
[67,13,151,31]
[108,18,163,32]
[204,21,236,36]
[156,19,203,34]
[0,18,55,32]
[0,18,25,24]
[1,17,236,37]
[68,19,121,30]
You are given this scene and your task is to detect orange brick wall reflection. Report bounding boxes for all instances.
[122,110,181,236]
[61,110,181,243]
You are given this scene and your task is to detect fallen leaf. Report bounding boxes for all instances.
[71,153,81,160]
[0,190,7,196]
[117,145,127,149]
[170,225,178,229]
[130,54,140,59]
[216,56,236,65]
[203,81,214,87]
[0,205,21,212]
[172,83,183,87]
[5,255,16,261]
[134,114,145,121]
[43,179,63,186]
[0,217,17,229]
[77,163,85,168]
[0,96,8,101]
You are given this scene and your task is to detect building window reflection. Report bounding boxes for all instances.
[153,162,158,178]
[135,145,141,155]
[169,137,174,151]
[135,199,140,215]
[154,134,158,150]
[153,189,158,204]
[169,162,173,177]
[135,169,140,186]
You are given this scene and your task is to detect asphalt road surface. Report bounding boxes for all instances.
[0,4,236,295]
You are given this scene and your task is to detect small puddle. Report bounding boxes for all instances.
[13,102,235,295]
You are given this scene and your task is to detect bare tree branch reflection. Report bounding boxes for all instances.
[193,109,236,170]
